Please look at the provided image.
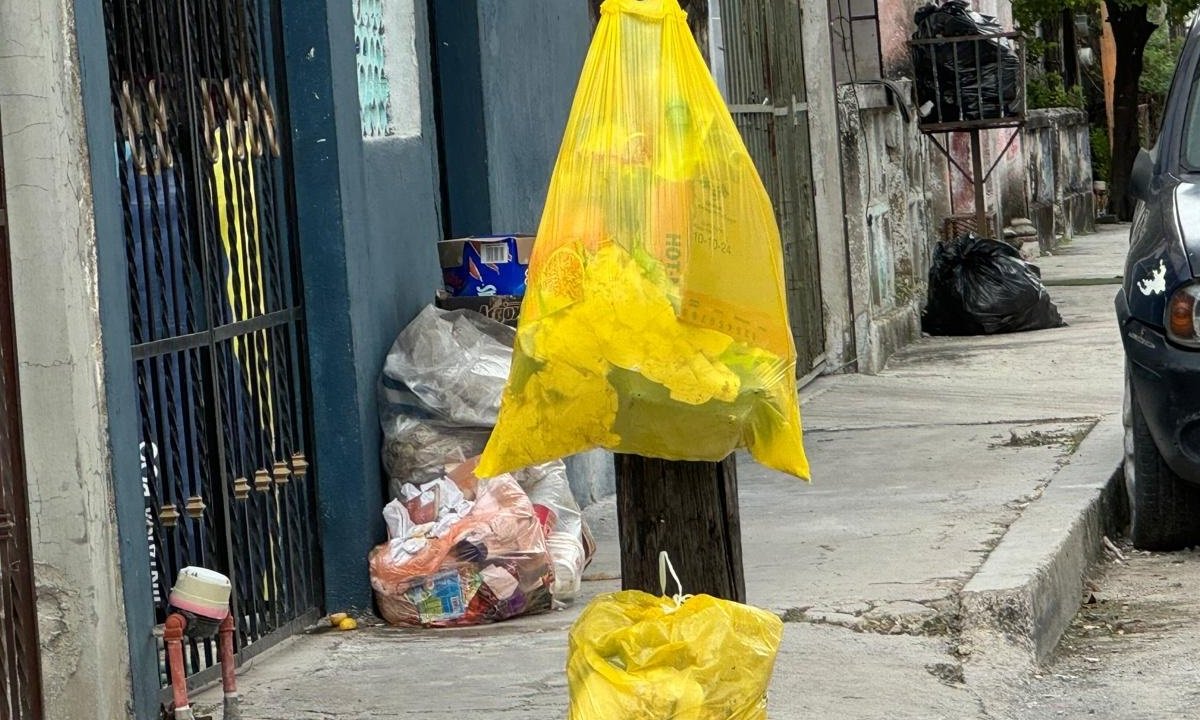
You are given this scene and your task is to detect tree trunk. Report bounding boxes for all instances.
[1041,14,1063,77]
[1106,0,1157,220]
[1061,8,1079,89]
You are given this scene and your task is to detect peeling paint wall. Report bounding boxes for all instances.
[1024,108,1095,250]
[0,0,133,717]
[838,82,944,373]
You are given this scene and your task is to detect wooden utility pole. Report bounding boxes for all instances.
[615,455,745,601]
[589,0,745,604]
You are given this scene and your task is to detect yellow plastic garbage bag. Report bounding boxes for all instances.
[476,0,808,480]
[567,553,784,719]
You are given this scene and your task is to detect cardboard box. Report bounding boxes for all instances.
[434,290,523,327]
[439,235,535,298]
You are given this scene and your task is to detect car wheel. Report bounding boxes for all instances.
[1125,372,1200,550]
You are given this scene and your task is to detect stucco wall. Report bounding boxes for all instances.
[838,82,942,374]
[0,0,133,717]
[477,1,592,234]
[350,0,445,516]
[434,0,592,237]
[1024,108,1096,250]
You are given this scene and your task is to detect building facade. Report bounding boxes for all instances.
[0,0,1044,717]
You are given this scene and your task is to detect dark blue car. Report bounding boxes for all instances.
[1118,22,1200,549]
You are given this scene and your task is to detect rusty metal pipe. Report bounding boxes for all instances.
[165,613,195,720]
[220,614,242,719]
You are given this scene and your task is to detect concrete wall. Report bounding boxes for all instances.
[346,0,445,511]
[1025,108,1096,250]
[0,1,133,717]
[477,1,592,233]
[837,82,942,374]
[804,0,855,373]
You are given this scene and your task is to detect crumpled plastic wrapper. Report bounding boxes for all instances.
[379,306,514,492]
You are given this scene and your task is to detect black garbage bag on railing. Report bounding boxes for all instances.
[911,0,1020,123]
[922,235,1066,336]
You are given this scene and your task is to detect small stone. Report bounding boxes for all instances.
[925,661,965,684]
[804,609,866,630]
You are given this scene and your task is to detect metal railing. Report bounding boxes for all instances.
[910,31,1026,132]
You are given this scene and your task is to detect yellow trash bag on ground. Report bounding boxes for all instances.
[476,0,808,479]
[567,553,784,719]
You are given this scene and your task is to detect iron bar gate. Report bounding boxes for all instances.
[101,0,322,695]
[0,109,45,720]
[719,0,826,376]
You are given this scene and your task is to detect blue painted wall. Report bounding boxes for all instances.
[282,0,441,612]
[478,1,592,233]
[433,0,591,236]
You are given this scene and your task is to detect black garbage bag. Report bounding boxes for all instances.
[922,235,1066,336]
[911,0,1020,123]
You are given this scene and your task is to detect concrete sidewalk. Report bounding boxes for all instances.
[197,226,1129,719]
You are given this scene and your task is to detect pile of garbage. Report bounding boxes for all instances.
[922,234,1065,336]
[371,306,594,628]
[911,0,1021,124]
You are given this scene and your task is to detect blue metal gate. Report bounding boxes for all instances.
[101,0,322,695]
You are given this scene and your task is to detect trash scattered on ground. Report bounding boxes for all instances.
[377,306,596,605]
[439,235,534,298]
[514,461,592,601]
[379,306,511,493]
[922,234,1066,336]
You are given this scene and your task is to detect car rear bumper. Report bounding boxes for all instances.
[1118,289,1200,484]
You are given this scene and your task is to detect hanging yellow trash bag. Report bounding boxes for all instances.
[476,0,809,480]
[567,553,784,719]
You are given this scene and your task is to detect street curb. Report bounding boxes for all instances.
[960,414,1126,665]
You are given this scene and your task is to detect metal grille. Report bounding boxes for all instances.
[910,31,1026,131]
[354,0,391,137]
[0,111,45,720]
[101,0,322,693]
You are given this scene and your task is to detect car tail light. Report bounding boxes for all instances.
[1166,284,1200,347]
